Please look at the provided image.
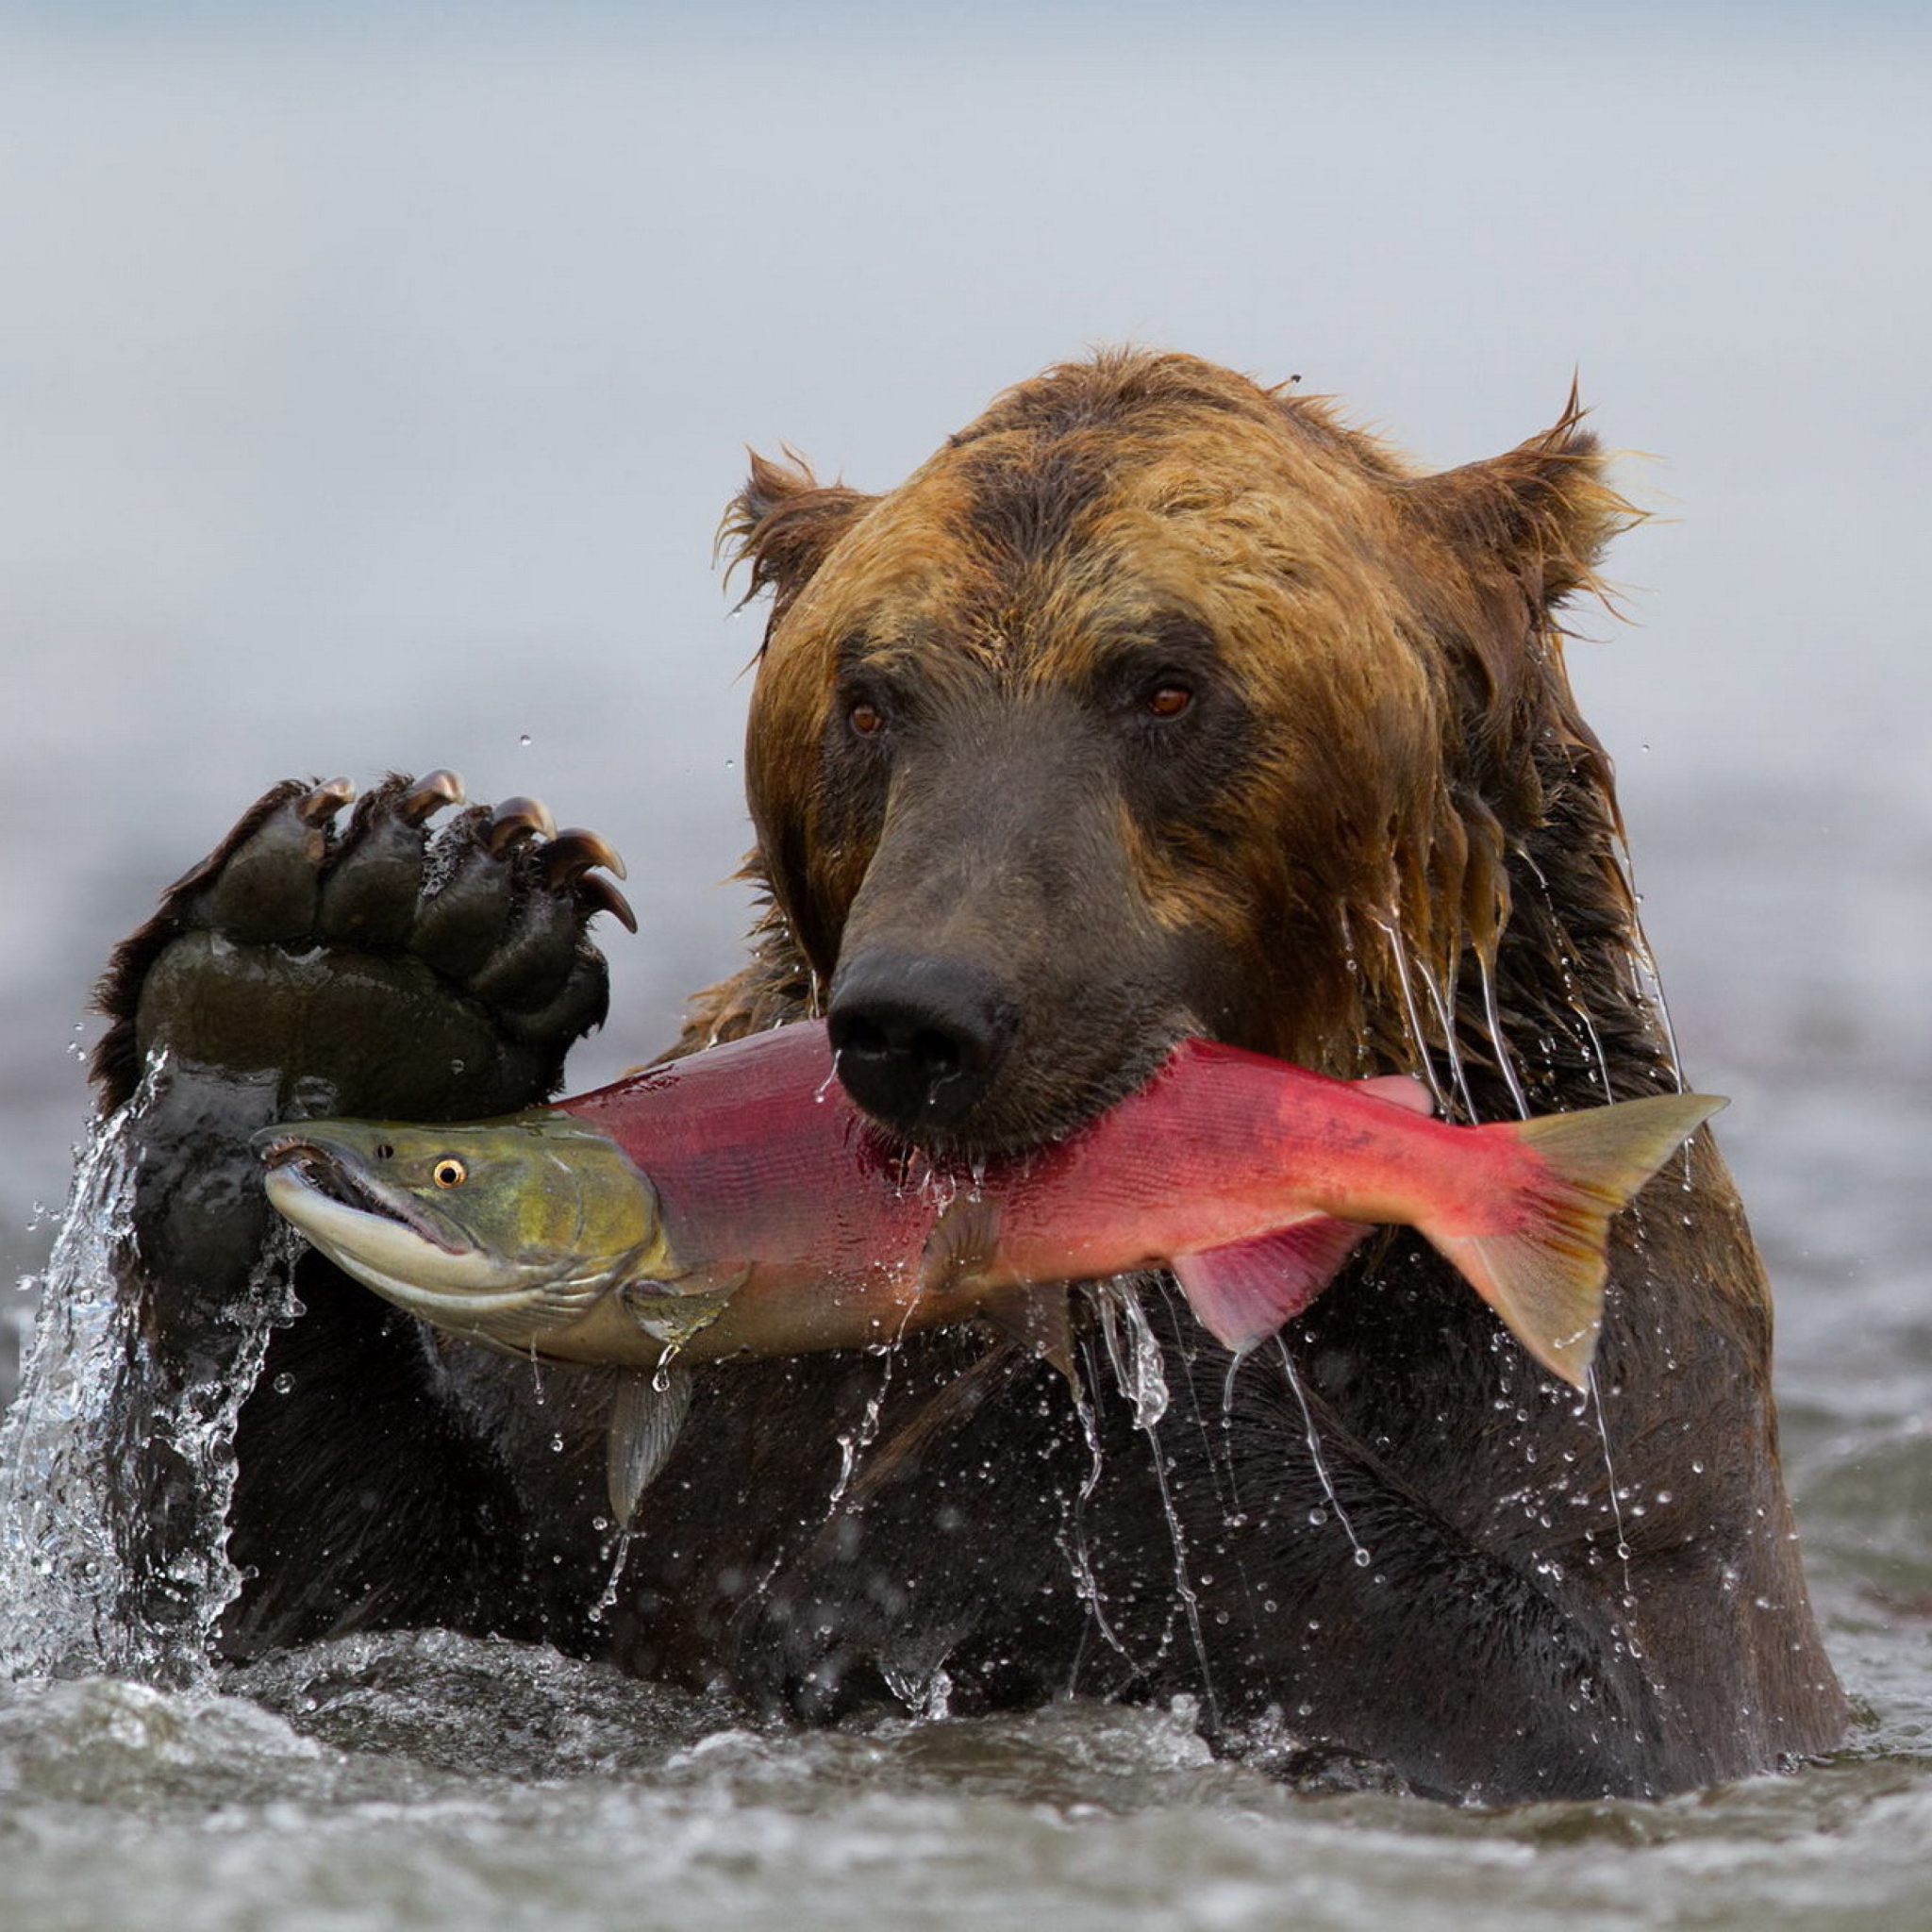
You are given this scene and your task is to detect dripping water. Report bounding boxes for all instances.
[1369,912,1455,1116]
[1095,1282,1218,1728]
[1608,829,1686,1091]
[588,1523,635,1625]
[1586,1365,1637,1617]
[1058,1329,1132,1670]
[1096,1281,1169,1430]
[1274,1338,1368,1568]
[1476,950,1533,1119]
[1411,950,1478,1122]
[1556,942,1617,1102]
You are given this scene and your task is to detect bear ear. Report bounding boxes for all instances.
[1397,388,1639,610]
[722,448,877,625]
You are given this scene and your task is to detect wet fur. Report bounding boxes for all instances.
[92,352,1844,1799]
[658,351,1843,1792]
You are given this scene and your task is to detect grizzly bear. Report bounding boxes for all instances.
[92,349,1843,1802]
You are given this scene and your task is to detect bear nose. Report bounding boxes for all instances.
[826,951,1020,1137]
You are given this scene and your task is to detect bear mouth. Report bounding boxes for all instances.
[872,1008,1200,1160]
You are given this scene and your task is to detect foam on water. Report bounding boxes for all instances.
[0,1628,1929,1932]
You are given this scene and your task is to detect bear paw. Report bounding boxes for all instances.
[92,771,634,1126]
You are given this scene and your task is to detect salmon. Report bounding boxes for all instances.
[257,1021,1721,1518]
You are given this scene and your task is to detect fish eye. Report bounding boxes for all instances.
[432,1158,467,1188]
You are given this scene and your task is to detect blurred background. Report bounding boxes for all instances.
[1,0,1927,1419]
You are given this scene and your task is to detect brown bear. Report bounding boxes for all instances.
[92,349,1844,1802]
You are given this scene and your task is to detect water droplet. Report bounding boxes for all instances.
[519,733,533,747]
[272,1373,294,1395]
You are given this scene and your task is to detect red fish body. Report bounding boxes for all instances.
[558,1020,1720,1384]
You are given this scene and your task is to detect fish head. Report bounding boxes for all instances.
[253,1112,675,1352]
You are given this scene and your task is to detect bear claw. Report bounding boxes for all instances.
[541,828,628,886]
[576,874,640,934]
[486,796,558,853]
[399,769,466,824]
[295,777,358,825]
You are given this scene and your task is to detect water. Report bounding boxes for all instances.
[3,806,1926,1932]
[0,1636,1930,1932]
[3,6,1931,1925]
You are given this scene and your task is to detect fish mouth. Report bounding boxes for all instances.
[257,1138,557,1335]
[254,1129,644,1355]
[256,1134,470,1256]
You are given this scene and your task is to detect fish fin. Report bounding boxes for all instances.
[606,1364,693,1527]
[979,1284,1075,1386]
[920,1192,1003,1295]
[1361,1074,1436,1117]
[1173,1218,1377,1354]
[1433,1091,1728,1388]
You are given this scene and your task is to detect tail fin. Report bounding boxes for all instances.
[1428,1091,1726,1388]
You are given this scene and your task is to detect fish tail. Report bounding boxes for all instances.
[1428,1091,1727,1388]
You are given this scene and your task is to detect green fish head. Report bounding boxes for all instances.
[253,1111,674,1352]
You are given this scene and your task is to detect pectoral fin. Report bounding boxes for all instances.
[920,1192,1003,1296]
[606,1364,692,1527]
[1173,1217,1375,1354]
[1361,1074,1436,1117]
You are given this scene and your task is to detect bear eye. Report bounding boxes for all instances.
[1145,683,1194,720]
[848,699,886,738]
[432,1158,467,1189]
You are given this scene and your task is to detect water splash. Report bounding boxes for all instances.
[0,1119,139,1679]
[882,1659,954,1721]
[0,1094,296,1685]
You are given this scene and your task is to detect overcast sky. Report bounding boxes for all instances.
[0,1,1925,1246]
